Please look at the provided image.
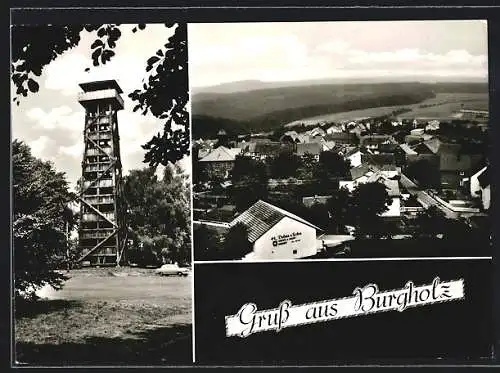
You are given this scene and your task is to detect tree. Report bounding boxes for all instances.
[351,182,391,238]
[297,152,317,179]
[414,205,447,237]
[13,140,75,299]
[11,23,188,167]
[326,187,352,234]
[315,151,351,179]
[230,156,269,212]
[193,224,222,261]
[269,151,302,179]
[406,158,440,188]
[304,203,331,231]
[123,163,191,266]
[222,223,253,260]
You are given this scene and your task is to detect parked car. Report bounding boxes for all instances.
[155,263,191,277]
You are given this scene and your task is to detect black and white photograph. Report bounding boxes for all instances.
[191,21,491,261]
[11,23,192,365]
[9,7,499,369]
[190,19,495,365]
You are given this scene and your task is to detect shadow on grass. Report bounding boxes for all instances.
[15,323,192,366]
[15,298,83,319]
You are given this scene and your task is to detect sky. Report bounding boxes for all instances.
[11,24,191,191]
[188,20,489,88]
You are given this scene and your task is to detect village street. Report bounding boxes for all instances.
[399,173,459,219]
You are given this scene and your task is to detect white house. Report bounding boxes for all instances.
[307,127,326,137]
[425,120,440,131]
[410,128,425,136]
[326,125,343,134]
[339,165,374,192]
[470,166,490,210]
[340,167,401,218]
[344,148,363,168]
[365,173,401,218]
[230,200,322,260]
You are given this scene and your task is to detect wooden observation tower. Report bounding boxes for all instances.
[77,80,127,266]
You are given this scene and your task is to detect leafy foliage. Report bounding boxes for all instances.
[269,151,303,179]
[326,187,353,233]
[406,158,440,188]
[350,182,391,238]
[222,222,253,260]
[13,140,75,299]
[414,205,447,237]
[230,156,269,212]
[11,23,188,167]
[123,164,191,266]
[193,224,223,261]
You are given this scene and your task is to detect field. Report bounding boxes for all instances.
[285,93,489,127]
[14,267,192,366]
[192,82,488,138]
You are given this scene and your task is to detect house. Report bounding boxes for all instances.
[339,165,375,192]
[405,133,434,145]
[425,120,440,131]
[364,171,401,218]
[247,141,294,159]
[306,127,326,137]
[410,128,425,136]
[379,164,400,179]
[340,167,402,218]
[361,153,396,167]
[344,147,363,168]
[280,131,309,144]
[230,200,322,260]
[302,195,332,207]
[396,143,417,167]
[326,124,343,134]
[359,135,395,150]
[321,140,337,152]
[349,122,367,137]
[432,141,484,188]
[324,132,357,145]
[469,166,490,210]
[199,146,241,179]
[296,142,322,159]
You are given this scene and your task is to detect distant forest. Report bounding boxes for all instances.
[192,82,488,139]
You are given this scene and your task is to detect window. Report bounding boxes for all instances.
[293,250,298,255]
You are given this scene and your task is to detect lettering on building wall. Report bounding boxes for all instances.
[270,232,302,247]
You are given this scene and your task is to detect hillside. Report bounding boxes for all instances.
[191,81,488,139]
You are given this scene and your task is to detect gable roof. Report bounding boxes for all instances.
[361,153,396,166]
[477,167,489,188]
[400,144,417,155]
[230,200,322,243]
[322,141,337,151]
[413,142,435,154]
[254,142,293,155]
[199,146,240,162]
[365,172,400,197]
[350,165,372,180]
[359,135,394,146]
[296,142,322,156]
[423,138,441,154]
[324,133,357,142]
[344,146,361,158]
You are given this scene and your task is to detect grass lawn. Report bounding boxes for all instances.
[14,267,192,366]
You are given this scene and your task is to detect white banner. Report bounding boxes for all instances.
[225,277,465,338]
